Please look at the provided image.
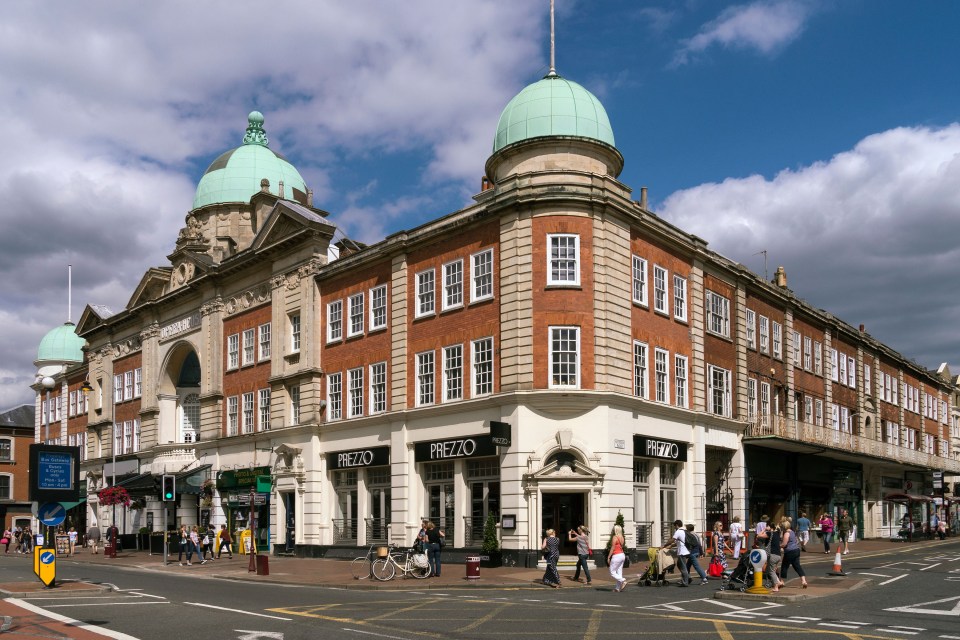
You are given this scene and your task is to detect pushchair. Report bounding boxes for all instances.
[638,547,675,586]
[719,553,751,592]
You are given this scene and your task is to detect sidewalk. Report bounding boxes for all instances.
[2,536,947,596]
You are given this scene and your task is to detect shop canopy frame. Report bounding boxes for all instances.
[883,493,934,540]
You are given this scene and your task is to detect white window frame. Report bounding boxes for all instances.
[549,326,580,389]
[227,334,240,370]
[708,365,732,417]
[760,382,771,417]
[442,345,462,402]
[348,367,364,418]
[747,378,757,418]
[814,341,823,376]
[327,300,343,343]
[370,284,388,331]
[705,291,730,337]
[847,356,856,388]
[471,248,494,303]
[815,399,824,426]
[327,374,342,421]
[242,328,256,366]
[258,388,271,430]
[547,234,580,286]
[242,392,254,434]
[442,259,463,311]
[290,314,301,353]
[793,331,801,367]
[417,351,436,406]
[634,341,648,399]
[227,396,238,436]
[830,348,839,381]
[290,384,301,425]
[655,348,669,403]
[673,275,687,321]
[653,265,668,315]
[348,292,364,337]
[472,337,494,397]
[370,362,387,414]
[416,269,436,317]
[745,309,756,350]
[803,336,812,371]
[675,355,688,409]
[838,353,847,386]
[259,323,271,360]
[759,316,769,353]
[772,321,782,360]
[632,256,648,306]
[124,370,134,401]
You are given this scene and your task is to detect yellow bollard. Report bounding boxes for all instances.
[745,548,770,594]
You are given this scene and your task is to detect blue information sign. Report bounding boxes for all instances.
[38,452,73,490]
[38,503,66,527]
[40,551,55,565]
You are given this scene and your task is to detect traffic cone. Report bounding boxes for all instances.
[827,551,846,576]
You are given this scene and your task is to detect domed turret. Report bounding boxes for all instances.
[193,112,309,209]
[486,73,623,184]
[35,322,84,368]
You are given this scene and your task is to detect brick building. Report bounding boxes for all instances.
[32,72,959,561]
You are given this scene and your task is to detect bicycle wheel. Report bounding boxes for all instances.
[351,557,372,580]
[409,558,431,579]
[372,557,396,581]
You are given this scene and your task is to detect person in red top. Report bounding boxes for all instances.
[217,524,233,559]
[818,513,834,553]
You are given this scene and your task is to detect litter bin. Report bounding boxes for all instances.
[104,540,116,558]
[465,555,480,580]
[256,554,269,576]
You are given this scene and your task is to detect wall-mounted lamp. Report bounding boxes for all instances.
[80,380,94,393]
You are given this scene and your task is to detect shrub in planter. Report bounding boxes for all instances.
[480,513,502,568]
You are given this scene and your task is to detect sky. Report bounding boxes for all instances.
[2,0,958,410]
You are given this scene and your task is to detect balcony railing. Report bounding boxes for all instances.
[745,416,960,473]
[635,521,654,547]
[332,519,358,544]
[462,517,485,548]
[365,518,389,544]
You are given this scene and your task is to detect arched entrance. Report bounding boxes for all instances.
[158,343,203,445]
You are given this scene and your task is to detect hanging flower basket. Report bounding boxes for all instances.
[98,486,132,507]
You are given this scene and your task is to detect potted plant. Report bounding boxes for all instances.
[598,510,629,569]
[200,479,215,508]
[479,513,502,568]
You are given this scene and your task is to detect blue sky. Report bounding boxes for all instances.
[1,0,958,408]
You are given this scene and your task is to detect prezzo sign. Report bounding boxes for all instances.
[327,446,390,470]
[414,435,498,462]
[633,435,687,462]
[160,312,202,341]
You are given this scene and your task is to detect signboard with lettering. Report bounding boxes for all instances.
[159,312,202,342]
[29,444,80,503]
[414,435,498,462]
[228,493,268,506]
[490,421,511,447]
[633,435,687,462]
[216,466,271,490]
[327,446,390,470]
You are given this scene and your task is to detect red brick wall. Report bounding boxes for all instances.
[703,274,738,414]
[113,353,142,426]
[223,305,272,435]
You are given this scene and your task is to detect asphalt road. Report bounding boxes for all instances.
[2,540,959,640]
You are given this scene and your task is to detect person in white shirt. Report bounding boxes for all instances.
[728,516,744,559]
[663,519,691,586]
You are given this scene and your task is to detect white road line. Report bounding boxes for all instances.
[6,598,140,640]
[859,572,892,577]
[598,604,622,608]
[938,635,960,639]
[880,574,909,586]
[821,623,865,629]
[839,621,870,625]
[706,600,748,610]
[457,595,478,598]
[920,563,942,571]
[889,626,926,631]
[44,602,169,608]
[789,616,822,621]
[768,618,806,623]
[636,604,684,611]
[556,601,584,605]
[875,629,919,635]
[522,599,542,602]
[184,602,292,621]
[343,628,411,640]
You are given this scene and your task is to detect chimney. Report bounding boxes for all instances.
[774,266,787,288]
[639,187,648,210]
[481,175,492,192]
[859,324,865,333]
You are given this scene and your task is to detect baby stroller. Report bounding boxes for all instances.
[638,547,675,586]
[719,553,752,592]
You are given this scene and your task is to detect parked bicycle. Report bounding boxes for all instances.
[372,543,431,581]
[350,544,381,580]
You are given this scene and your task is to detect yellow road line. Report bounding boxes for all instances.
[456,603,510,633]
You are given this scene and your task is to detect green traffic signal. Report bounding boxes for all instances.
[161,474,176,502]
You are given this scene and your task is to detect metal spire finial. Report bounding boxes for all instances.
[547,0,557,77]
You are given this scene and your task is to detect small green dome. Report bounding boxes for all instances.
[493,74,616,153]
[193,112,308,209]
[36,322,84,366]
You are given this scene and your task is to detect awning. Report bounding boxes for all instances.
[117,473,157,496]
[60,499,86,511]
[175,464,212,495]
[882,493,934,504]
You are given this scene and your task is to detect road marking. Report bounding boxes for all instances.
[522,599,542,602]
[886,595,960,617]
[343,629,409,640]
[938,635,960,639]
[880,574,909,586]
[821,623,867,629]
[185,602,292,621]
[556,601,585,605]
[875,629,920,635]
[597,604,621,608]
[789,617,821,621]
[235,631,284,640]
[6,598,140,640]
[44,602,169,608]
[456,595,478,598]
[920,563,942,571]
[768,618,806,623]
[859,572,892,577]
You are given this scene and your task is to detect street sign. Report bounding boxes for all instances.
[38,502,66,527]
[29,444,80,503]
[35,548,56,587]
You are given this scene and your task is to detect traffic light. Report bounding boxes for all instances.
[161,474,176,502]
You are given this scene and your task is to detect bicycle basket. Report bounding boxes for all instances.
[412,553,430,569]
[376,546,390,558]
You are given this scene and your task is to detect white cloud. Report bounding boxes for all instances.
[674,0,813,65]
[660,124,960,371]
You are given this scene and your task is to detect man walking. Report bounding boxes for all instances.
[86,524,101,554]
[836,508,854,555]
[663,520,691,587]
[796,511,812,551]
[684,524,709,585]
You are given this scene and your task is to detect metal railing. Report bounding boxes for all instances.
[332,519,358,544]
[635,521,654,547]
[745,416,960,473]
[365,518,389,544]
[462,517,484,547]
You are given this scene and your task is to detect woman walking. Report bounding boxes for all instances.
[728,516,744,559]
[709,521,729,574]
[568,525,592,585]
[217,524,233,559]
[607,524,627,592]
[190,526,207,564]
[756,517,784,592]
[541,529,562,588]
[778,519,809,588]
[818,512,834,554]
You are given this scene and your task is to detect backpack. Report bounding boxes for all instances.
[684,530,698,553]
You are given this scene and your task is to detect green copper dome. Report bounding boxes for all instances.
[36,322,84,366]
[193,112,308,209]
[493,74,616,153]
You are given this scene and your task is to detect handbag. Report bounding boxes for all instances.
[623,555,631,568]
[0,538,7,545]
[587,546,593,557]
[707,555,725,578]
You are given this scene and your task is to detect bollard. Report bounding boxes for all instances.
[465,555,481,580]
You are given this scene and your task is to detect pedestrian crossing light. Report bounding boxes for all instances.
[162,474,176,502]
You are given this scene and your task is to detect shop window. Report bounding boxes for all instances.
[334,470,358,543]
[367,468,391,543]
[468,458,500,547]
[424,461,455,542]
